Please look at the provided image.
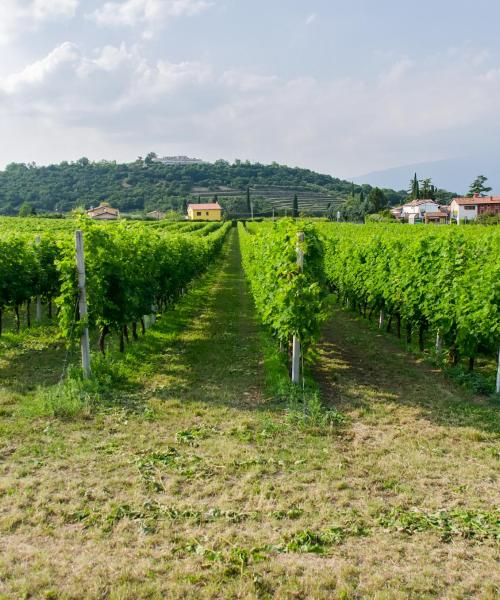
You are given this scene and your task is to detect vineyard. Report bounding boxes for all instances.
[0,218,229,346]
[0,217,499,599]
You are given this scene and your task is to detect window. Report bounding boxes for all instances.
[464,205,476,210]
[197,211,201,216]
[206,212,209,215]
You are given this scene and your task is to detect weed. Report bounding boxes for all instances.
[180,541,269,577]
[280,521,369,554]
[444,364,496,396]
[136,447,217,490]
[377,507,500,542]
[270,508,304,520]
[286,391,346,431]
[175,425,219,446]
[19,372,99,420]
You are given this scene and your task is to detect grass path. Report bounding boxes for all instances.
[0,231,498,599]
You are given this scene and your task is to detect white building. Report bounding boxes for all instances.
[152,156,205,165]
[400,199,440,223]
[450,194,500,224]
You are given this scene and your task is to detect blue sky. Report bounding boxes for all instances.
[1,0,500,182]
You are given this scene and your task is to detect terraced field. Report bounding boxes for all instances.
[192,185,343,216]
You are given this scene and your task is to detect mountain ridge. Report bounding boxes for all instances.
[352,155,500,196]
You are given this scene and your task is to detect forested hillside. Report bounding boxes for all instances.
[0,158,407,216]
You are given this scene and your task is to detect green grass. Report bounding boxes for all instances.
[0,229,499,599]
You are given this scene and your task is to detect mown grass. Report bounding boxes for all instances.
[0,229,498,599]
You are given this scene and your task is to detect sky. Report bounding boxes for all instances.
[1,0,500,181]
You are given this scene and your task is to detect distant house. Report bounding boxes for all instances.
[187,202,222,221]
[400,199,440,223]
[390,206,403,220]
[424,210,449,224]
[147,210,166,220]
[450,194,500,224]
[87,203,119,220]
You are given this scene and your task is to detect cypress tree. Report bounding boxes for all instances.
[409,173,420,200]
[292,194,299,217]
[246,186,251,216]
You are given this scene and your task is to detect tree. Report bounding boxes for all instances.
[468,175,492,197]
[246,186,251,216]
[292,194,299,217]
[409,173,420,200]
[339,196,365,222]
[420,178,437,200]
[366,188,387,213]
[18,201,34,217]
[144,152,157,166]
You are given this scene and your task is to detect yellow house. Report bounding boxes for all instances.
[187,202,222,221]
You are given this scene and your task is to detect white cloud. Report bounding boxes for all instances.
[1,42,79,93]
[380,57,414,85]
[0,0,78,45]
[305,13,317,26]
[1,44,500,175]
[88,0,211,31]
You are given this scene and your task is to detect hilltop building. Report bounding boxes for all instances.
[187,203,222,221]
[152,156,205,165]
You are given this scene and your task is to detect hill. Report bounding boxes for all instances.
[0,158,407,217]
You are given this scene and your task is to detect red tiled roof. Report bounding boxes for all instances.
[453,195,500,206]
[188,203,222,210]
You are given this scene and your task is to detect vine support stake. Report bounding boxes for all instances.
[436,330,443,354]
[379,309,384,329]
[75,230,91,378]
[35,235,42,322]
[292,231,304,384]
[496,347,500,394]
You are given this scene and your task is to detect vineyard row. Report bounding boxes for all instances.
[240,221,500,390]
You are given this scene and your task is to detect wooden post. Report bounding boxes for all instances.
[272,207,275,222]
[35,235,42,322]
[75,230,91,378]
[436,330,443,353]
[378,309,384,329]
[496,347,500,394]
[292,231,304,384]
